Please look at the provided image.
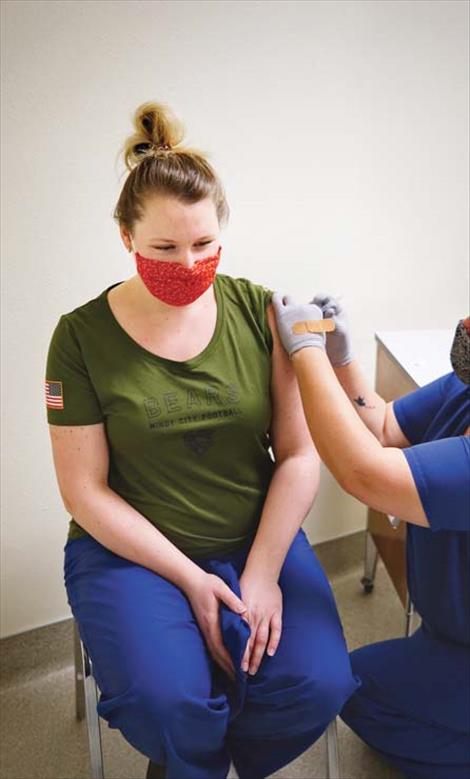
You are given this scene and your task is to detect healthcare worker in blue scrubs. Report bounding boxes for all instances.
[272,294,469,779]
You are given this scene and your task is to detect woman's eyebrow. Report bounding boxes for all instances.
[149,235,215,242]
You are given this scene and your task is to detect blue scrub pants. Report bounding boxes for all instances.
[65,528,359,779]
[341,626,470,779]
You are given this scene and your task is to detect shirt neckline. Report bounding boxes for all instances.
[101,276,225,370]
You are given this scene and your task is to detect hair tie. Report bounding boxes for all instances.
[134,142,152,156]
[134,141,172,157]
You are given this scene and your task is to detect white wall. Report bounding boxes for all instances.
[1,0,468,637]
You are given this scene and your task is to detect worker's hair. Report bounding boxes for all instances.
[113,101,229,233]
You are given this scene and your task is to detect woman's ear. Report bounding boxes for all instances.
[119,225,133,253]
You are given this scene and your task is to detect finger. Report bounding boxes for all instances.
[216,581,247,615]
[210,644,235,681]
[210,616,233,665]
[267,612,282,657]
[205,630,234,678]
[248,622,270,675]
[271,291,285,314]
[216,645,235,680]
[312,293,331,308]
[206,624,236,679]
[241,619,255,672]
[215,649,235,681]
[312,294,340,316]
[283,295,297,306]
[198,599,236,672]
[241,638,252,673]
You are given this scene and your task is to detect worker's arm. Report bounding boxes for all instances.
[272,293,469,532]
[333,360,410,447]
[290,347,430,527]
[311,293,410,447]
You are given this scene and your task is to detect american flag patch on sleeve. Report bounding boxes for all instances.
[45,380,64,410]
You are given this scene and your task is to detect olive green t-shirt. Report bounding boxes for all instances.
[46,274,275,557]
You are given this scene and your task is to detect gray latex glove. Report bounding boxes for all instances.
[312,294,353,367]
[272,292,326,357]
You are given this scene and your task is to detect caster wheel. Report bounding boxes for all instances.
[360,576,374,594]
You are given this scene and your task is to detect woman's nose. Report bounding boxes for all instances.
[178,251,197,268]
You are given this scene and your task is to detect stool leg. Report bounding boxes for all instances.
[405,595,422,637]
[73,620,85,722]
[325,718,340,779]
[361,532,378,593]
[81,641,105,779]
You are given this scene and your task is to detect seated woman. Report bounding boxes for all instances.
[45,101,359,779]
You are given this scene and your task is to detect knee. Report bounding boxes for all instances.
[340,687,364,730]
[347,644,384,699]
[132,678,183,729]
[96,677,180,763]
[306,665,359,725]
[99,675,185,735]
[258,664,357,734]
[131,676,229,743]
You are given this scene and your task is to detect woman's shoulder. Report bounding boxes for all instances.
[216,273,273,308]
[49,284,121,353]
[57,283,119,328]
[216,274,273,351]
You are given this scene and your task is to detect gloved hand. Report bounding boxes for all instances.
[312,294,353,367]
[272,292,326,357]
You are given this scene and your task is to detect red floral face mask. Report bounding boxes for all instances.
[135,246,221,306]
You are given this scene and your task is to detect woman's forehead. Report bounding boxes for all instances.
[141,194,217,223]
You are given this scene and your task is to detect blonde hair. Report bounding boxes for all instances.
[114,102,229,233]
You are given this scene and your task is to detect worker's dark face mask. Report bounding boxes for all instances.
[450,318,470,385]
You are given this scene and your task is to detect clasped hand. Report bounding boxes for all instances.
[186,569,282,680]
[239,571,283,676]
[186,571,246,681]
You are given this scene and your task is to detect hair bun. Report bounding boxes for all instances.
[122,101,185,170]
[133,141,153,156]
[114,101,230,231]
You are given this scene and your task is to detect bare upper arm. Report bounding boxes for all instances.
[48,423,109,512]
[382,401,412,448]
[266,305,319,473]
[349,446,429,527]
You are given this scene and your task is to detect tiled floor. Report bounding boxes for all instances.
[1,532,404,779]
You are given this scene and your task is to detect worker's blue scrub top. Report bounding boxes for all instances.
[394,371,470,646]
[392,371,470,735]
[341,372,469,778]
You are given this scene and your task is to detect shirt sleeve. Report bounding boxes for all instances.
[403,436,470,532]
[236,277,274,353]
[45,315,104,426]
[393,374,450,444]
[258,284,274,352]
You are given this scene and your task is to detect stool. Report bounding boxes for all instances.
[74,620,341,779]
[74,620,104,779]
